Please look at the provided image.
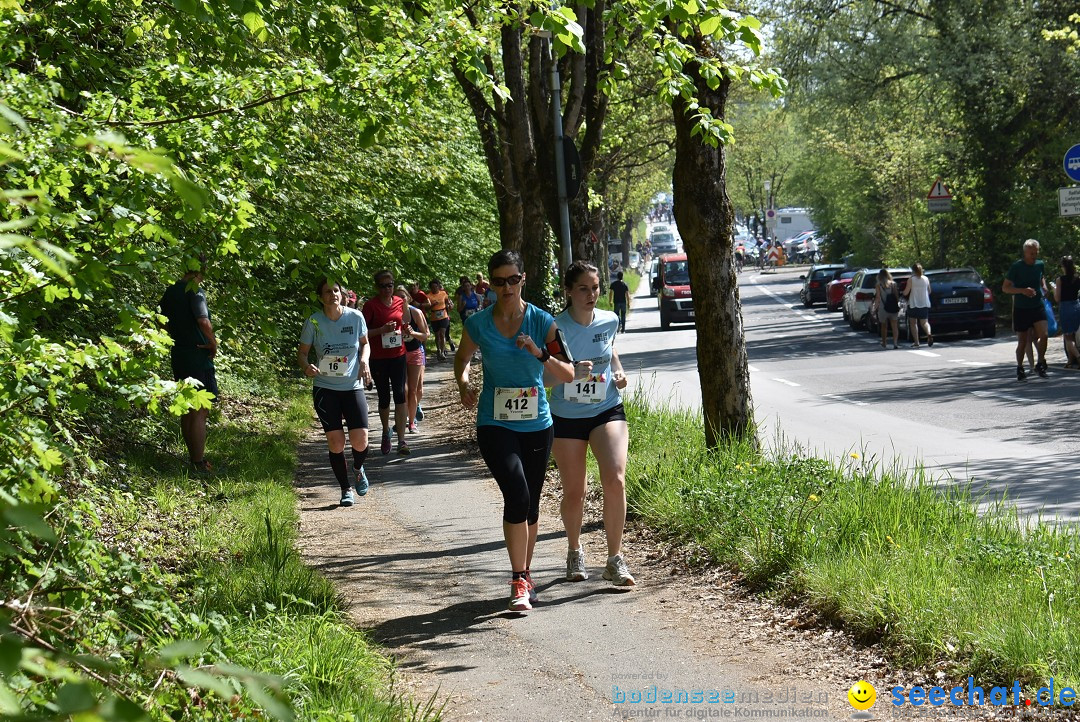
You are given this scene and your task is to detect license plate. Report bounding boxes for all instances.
[688,311,695,318]
[942,297,965,305]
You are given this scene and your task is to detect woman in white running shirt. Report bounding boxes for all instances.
[548,261,635,587]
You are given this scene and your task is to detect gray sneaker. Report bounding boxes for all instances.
[603,554,636,586]
[566,547,588,581]
[340,489,355,507]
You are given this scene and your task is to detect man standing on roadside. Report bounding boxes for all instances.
[609,271,630,333]
[160,256,219,473]
[1003,238,1051,380]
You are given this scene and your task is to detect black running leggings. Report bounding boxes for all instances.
[369,355,407,409]
[477,425,554,525]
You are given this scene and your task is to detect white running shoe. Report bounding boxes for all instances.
[566,546,588,581]
[603,554,636,586]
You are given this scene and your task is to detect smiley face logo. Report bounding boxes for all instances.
[847,680,877,711]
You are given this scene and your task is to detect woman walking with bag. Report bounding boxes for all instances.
[873,268,901,349]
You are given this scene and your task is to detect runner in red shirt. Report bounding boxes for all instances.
[362,270,410,456]
[475,273,490,298]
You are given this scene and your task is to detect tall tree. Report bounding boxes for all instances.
[653,7,784,444]
[449,3,611,306]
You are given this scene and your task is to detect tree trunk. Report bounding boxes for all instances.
[670,58,754,446]
[453,5,610,312]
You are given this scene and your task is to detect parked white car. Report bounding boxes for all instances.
[647,257,660,296]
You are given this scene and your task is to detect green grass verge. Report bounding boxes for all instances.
[622,392,1080,689]
[95,373,440,721]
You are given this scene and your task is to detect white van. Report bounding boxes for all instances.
[773,208,816,244]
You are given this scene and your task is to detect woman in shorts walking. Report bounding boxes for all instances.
[904,263,933,348]
[298,279,373,506]
[873,268,901,349]
[1054,256,1080,368]
[549,261,635,587]
[454,249,575,612]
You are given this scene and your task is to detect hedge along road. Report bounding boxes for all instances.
[292,363,875,721]
[619,265,1080,520]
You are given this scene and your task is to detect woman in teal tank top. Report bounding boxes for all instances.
[454,249,575,612]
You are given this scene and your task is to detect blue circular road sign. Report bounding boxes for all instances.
[1065,144,1080,183]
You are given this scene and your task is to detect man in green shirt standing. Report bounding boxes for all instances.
[160,258,219,472]
[1003,239,1050,380]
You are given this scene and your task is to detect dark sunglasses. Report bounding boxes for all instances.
[490,274,523,287]
[377,281,395,289]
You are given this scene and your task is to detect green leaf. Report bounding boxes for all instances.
[0,635,22,675]
[172,0,199,14]
[158,640,210,662]
[242,12,269,42]
[2,506,57,541]
[99,694,151,721]
[176,666,235,698]
[699,16,721,35]
[0,103,28,133]
[0,678,20,715]
[169,171,208,216]
[55,682,97,713]
[243,681,294,722]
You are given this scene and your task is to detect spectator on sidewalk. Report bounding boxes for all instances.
[454,249,575,612]
[160,256,219,475]
[395,285,429,433]
[609,271,630,333]
[1054,255,1080,368]
[872,269,901,350]
[298,278,372,506]
[550,261,635,587]
[363,270,411,456]
[1003,239,1051,380]
[904,263,932,348]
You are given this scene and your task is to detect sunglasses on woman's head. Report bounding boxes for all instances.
[490,274,523,287]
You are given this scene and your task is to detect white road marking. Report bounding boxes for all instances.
[772,378,801,387]
[950,360,993,367]
[749,274,845,332]
[908,349,940,357]
[822,393,868,407]
[972,390,1034,404]
[748,365,760,373]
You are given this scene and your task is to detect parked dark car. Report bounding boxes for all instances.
[799,264,846,307]
[898,268,996,338]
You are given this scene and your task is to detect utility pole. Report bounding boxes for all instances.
[546,32,573,276]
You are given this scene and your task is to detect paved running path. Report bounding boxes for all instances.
[293,365,851,721]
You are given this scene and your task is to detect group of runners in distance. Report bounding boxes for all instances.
[295,250,635,611]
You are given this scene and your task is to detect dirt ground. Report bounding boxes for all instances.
[294,365,1075,722]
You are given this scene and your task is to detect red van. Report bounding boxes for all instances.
[652,253,694,329]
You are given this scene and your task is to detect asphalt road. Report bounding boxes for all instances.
[619,264,1080,521]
